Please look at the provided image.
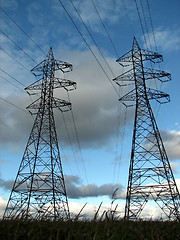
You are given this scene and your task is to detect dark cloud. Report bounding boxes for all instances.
[0,178,13,190]
[0,49,132,152]
[64,175,125,199]
[160,130,180,160]
[0,174,125,199]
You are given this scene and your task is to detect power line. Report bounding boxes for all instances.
[134,0,149,50]
[0,6,46,56]
[69,0,116,78]
[0,96,28,114]
[61,111,83,181]
[0,74,25,92]
[146,0,158,52]
[122,0,136,39]
[114,106,127,186]
[0,68,26,87]
[67,92,94,202]
[90,0,119,58]
[0,47,30,72]
[139,0,153,51]
[0,29,38,64]
[58,0,119,96]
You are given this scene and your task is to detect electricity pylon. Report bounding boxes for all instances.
[113,37,180,220]
[3,48,76,220]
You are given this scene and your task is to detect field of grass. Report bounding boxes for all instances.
[0,219,180,240]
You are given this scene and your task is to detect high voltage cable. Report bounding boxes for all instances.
[0,47,30,72]
[0,29,38,64]
[0,6,46,56]
[0,68,26,87]
[134,0,162,116]
[0,96,28,114]
[122,0,135,39]
[61,111,83,181]
[114,107,127,186]
[58,0,120,97]
[146,0,158,52]
[67,92,94,202]
[134,0,149,50]
[139,0,153,51]
[69,0,115,78]
[0,74,25,92]
[90,0,119,59]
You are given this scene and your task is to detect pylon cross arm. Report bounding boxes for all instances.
[146,88,170,103]
[52,98,71,112]
[53,78,77,91]
[26,97,71,113]
[25,77,77,94]
[55,60,73,73]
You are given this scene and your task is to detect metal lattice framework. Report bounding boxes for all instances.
[3,48,76,220]
[113,38,180,220]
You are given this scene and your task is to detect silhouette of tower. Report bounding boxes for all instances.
[3,48,76,220]
[113,38,180,220]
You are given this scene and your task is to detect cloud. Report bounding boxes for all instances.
[145,28,180,51]
[65,175,125,199]
[0,178,14,190]
[0,196,7,219]
[1,176,179,220]
[0,47,132,152]
[69,0,134,33]
[170,162,180,173]
[68,201,124,219]
[175,179,180,192]
[0,0,18,10]
[0,174,125,200]
[161,130,180,160]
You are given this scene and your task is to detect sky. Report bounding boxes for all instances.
[0,0,180,219]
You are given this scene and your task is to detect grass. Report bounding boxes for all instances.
[0,219,180,240]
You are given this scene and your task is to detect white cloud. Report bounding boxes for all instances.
[68,201,124,220]
[175,179,180,192]
[68,0,135,35]
[145,28,180,51]
[170,162,180,173]
[1,178,179,220]
[0,196,7,219]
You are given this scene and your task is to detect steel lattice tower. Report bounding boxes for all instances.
[114,38,180,220]
[3,48,76,220]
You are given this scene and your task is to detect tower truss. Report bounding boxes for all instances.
[3,48,76,220]
[113,38,180,220]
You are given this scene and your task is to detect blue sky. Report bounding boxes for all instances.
[0,0,180,219]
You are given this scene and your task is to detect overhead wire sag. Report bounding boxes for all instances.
[0,47,30,72]
[0,6,46,56]
[69,0,116,78]
[146,0,158,52]
[67,91,94,202]
[0,96,28,114]
[139,0,153,51]
[61,111,83,181]
[0,68,26,87]
[0,29,38,64]
[134,0,149,50]
[90,0,119,59]
[58,0,120,97]
[0,74,25,92]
